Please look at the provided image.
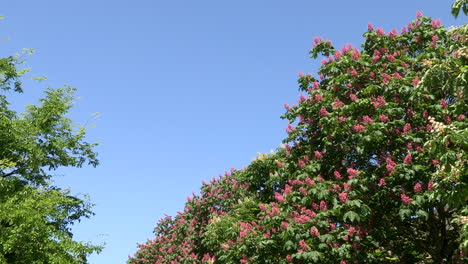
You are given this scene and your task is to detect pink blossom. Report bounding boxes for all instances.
[352,48,360,60]
[379,114,390,122]
[381,73,392,83]
[440,99,448,109]
[393,72,403,80]
[347,168,359,178]
[310,226,320,237]
[298,72,304,77]
[387,54,396,62]
[379,178,386,186]
[334,50,342,60]
[352,124,365,133]
[274,192,286,203]
[315,93,323,101]
[401,26,407,34]
[457,114,465,121]
[362,115,374,124]
[342,43,352,53]
[321,58,328,65]
[367,22,374,31]
[299,187,307,196]
[286,255,293,262]
[299,240,310,250]
[298,159,306,168]
[286,124,295,134]
[340,260,347,264]
[277,161,284,168]
[372,96,386,108]
[281,221,289,229]
[314,36,323,45]
[401,193,413,204]
[313,80,320,89]
[386,158,396,172]
[317,174,324,182]
[428,181,434,191]
[350,93,358,102]
[376,28,385,36]
[339,192,349,203]
[401,61,409,67]
[334,170,343,180]
[349,68,358,77]
[412,77,420,86]
[337,116,346,122]
[314,151,323,159]
[320,200,328,211]
[299,93,307,103]
[431,35,438,47]
[403,123,412,134]
[404,154,412,164]
[319,107,329,117]
[343,182,351,190]
[332,99,345,108]
[432,19,440,29]
[416,10,423,18]
[305,177,315,186]
[413,182,422,193]
[389,29,398,38]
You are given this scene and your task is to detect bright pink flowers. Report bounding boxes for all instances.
[432,19,441,29]
[334,170,343,180]
[379,114,389,122]
[352,48,360,60]
[401,193,413,204]
[416,11,423,19]
[352,124,365,133]
[350,93,358,102]
[381,73,392,83]
[319,107,329,117]
[372,96,386,108]
[310,226,320,237]
[286,124,295,134]
[413,182,422,193]
[362,115,374,124]
[431,35,438,47]
[320,200,328,211]
[339,192,349,203]
[274,192,286,203]
[404,154,412,164]
[376,28,385,36]
[386,158,396,172]
[347,168,359,178]
[403,123,412,134]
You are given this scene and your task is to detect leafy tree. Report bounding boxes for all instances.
[0,50,102,262]
[129,11,467,264]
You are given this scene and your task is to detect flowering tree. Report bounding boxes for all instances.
[129,12,467,264]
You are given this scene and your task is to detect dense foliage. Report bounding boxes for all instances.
[129,13,467,264]
[0,51,102,263]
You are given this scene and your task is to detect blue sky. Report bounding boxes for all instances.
[1,1,465,263]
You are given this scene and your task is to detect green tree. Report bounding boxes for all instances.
[0,50,102,262]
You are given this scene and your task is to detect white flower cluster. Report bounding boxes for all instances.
[428,116,455,135]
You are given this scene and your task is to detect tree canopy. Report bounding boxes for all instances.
[0,50,102,263]
[129,12,467,264]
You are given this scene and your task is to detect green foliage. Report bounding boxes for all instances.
[452,0,468,18]
[129,11,467,264]
[0,51,101,262]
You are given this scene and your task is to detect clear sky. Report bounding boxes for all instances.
[1,1,465,263]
